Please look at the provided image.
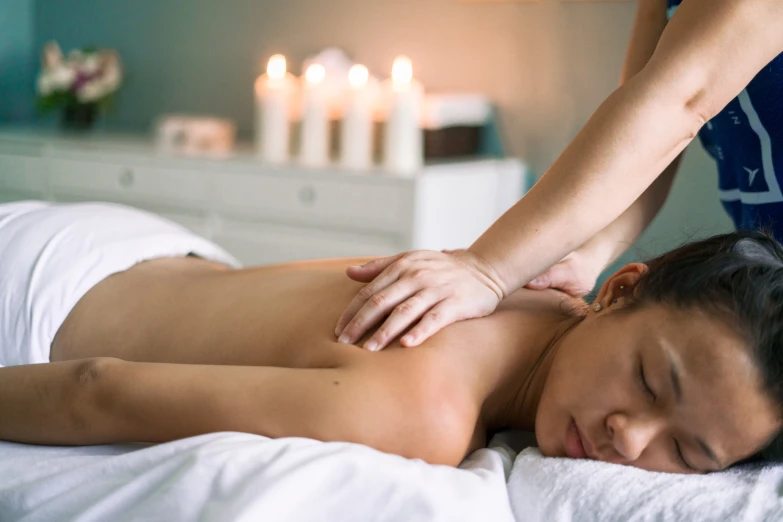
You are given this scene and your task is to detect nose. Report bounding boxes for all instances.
[606,412,664,461]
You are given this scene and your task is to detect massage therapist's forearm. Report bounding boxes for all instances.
[469,79,697,295]
[559,0,678,274]
[574,0,679,271]
[468,0,783,296]
[575,154,681,274]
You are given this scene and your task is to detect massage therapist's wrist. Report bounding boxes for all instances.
[460,249,513,300]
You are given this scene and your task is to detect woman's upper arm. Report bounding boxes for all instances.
[93,357,472,465]
[641,0,783,120]
[621,0,668,84]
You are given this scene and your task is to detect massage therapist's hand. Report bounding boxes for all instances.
[334,250,505,351]
[524,250,601,298]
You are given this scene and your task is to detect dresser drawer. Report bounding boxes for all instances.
[214,172,410,233]
[213,218,402,266]
[46,158,208,206]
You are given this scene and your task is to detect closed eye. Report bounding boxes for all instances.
[638,360,656,401]
[674,439,695,471]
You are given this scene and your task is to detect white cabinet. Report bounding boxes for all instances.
[213,171,411,234]
[0,129,527,266]
[0,155,46,202]
[213,219,401,266]
[47,159,210,207]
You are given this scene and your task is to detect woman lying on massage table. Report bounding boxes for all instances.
[0,202,780,475]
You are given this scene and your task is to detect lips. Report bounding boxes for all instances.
[564,418,589,459]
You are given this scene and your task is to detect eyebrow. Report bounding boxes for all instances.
[663,346,722,469]
[665,348,683,404]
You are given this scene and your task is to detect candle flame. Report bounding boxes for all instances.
[349,64,370,88]
[267,54,287,80]
[392,56,413,85]
[305,64,326,85]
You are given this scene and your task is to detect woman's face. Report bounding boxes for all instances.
[536,279,780,474]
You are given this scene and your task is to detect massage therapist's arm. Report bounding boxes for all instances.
[336,0,783,350]
[532,0,680,291]
[474,0,783,293]
[0,359,470,465]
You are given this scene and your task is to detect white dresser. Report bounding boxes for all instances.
[0,128,527,266]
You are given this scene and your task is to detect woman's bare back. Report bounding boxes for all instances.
[52,256,374,368]
[52,256,572,373]
[38,256,574,464]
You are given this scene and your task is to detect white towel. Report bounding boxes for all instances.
[509,447,783,521]
[0,201,240,367]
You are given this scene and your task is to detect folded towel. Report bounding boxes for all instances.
[509,448,783,521]
[0,200,239,367]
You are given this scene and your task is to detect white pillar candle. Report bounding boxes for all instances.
[255,55,294,163]
[340,64,376,170]
[383,56,424,175]
[299,63,330,167]
[255,55,296,164]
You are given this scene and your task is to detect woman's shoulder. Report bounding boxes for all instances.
[349,348,483,465]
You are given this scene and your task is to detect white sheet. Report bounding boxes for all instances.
[4,431,783,521]
[0,433,516,522]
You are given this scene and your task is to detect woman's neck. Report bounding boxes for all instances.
[480,310,583,433]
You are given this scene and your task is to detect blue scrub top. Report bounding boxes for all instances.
[667,0,783,239]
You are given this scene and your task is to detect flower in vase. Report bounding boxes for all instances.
[36,41,124,126]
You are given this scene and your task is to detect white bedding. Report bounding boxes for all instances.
[3,431,783,522]
[0,433,783,522]
[0,433,516,522]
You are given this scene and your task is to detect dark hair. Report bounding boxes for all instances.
[629,230,783,462]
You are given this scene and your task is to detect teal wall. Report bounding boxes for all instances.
[30,0,636,155]
[0,0,35,122]
[24,0,734,270]
[600,144,733,286]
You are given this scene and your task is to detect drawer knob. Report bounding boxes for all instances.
[118,168,135,187]
[298,185,317,206]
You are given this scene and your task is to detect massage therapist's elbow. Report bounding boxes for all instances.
[636,60,715,140]
[683,88,711,138]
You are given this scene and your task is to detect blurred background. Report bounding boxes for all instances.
[0,0,733,283]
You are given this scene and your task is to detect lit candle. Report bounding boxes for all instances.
[340,64,377,170]
[254,54,296,163]
[383,56,424,175]
[299,63,330,167]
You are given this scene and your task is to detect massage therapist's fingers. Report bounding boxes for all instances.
[335,278,404,344]
[338,249,504,349]
[399,300,456,348]
[362,290,441,351]
[335,261,406,338]
[345,253,405,283]
[524,253,598,298]
[526,273,552,290]
[338,279,423,346]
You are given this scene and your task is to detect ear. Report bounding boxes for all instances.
[592,263,648,312]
